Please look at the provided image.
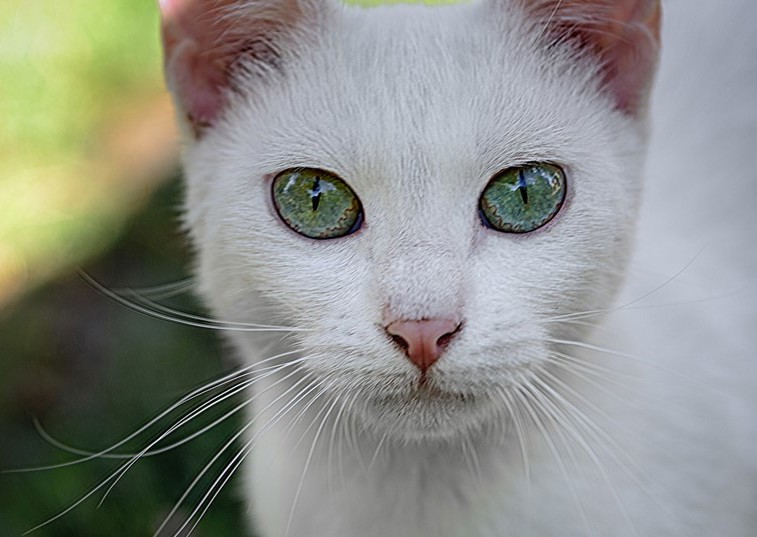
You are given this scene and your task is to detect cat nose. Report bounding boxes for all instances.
[386,318,461,373]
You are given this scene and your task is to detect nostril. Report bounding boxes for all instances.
[436,326,460,350]
[390,333,409,351]
[385,318,462,373]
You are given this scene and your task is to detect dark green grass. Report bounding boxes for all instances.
[0,180,247,536]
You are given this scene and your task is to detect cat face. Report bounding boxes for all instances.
[169,0,658,441]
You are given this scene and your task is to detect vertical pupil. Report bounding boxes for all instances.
[517,169,529,205]
[311,176,321,212]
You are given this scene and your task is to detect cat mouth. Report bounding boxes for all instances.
[371,380,475,408]
[411,382,472,403]
[362,382,487,439]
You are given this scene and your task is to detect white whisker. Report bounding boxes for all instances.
[9,351,302,475]
[461,435,483,484]
[527,372,638,536]
[284,389,341,537]
[535,368,674,518]
[114,278,196,300]
[497,387,531,484]
[99,362,310,509]
[326,390,350,494]
[78,270,309,333]
[156,372,319,537]
[178,378,328,537]
[514,377,594,536]
[366,431,388,474]
[32,356,309,463]
[546,337,718,393]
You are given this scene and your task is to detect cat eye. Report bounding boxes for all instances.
[272,168,363,239]
[479,163,566,233]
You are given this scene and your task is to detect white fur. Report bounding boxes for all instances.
[176,0,757,535]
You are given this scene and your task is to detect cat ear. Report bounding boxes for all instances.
[159,0,331,136]
[516,0,662,116]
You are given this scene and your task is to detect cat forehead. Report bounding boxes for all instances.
[213,2,624,190]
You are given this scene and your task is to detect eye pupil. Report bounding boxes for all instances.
[479,163,566,234]
[517,169,529,205]
[311,177,321,211]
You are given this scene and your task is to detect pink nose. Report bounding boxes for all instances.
[386,318,461,373]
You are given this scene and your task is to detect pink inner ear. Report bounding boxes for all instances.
[595,0,661,114]
[167,39,230,129]
[160,0,286,133]
[532,0,662,115]
[160,0,241,131]
[160,0,312,135]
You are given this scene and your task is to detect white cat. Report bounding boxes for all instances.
[159,0,757,535]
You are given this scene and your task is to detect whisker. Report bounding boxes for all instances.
[345,392,368,474]
[125,292,297,331]
[21,469,118,534]
[538,316,617,338]
[497,387,531,484]
[326,390,350,494]
[534,368,674,519]
[9,351,302,472]
[616,247,706,311]
[98,362,310,508]
[537,0,565,43]
[37,358,309,463]
[178,381,328,537]
[175,377,329,537]
[513,377,594,535]
[544,351,680,416]
[24,363,308,535]
[546,337,718,392]
[337,390,363,490]
[284,389,341,537]
[78,270,309,333]
[540,248,709,325]
[155,372,319,537]
[114,278,195,300]
[461,435,484,484]
[288,395,338,458]
[38,376,251,462]
[366,431,388,474]
[546,351,638,386]
[527,372,638,536]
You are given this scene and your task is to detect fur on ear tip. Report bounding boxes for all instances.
[158,0,174,15]
[160,0,336,137]
[158,0,189,18]
[509,0,662,116]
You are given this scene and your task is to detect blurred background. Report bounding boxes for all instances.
[0,0,450,535]
[0,1,242,535]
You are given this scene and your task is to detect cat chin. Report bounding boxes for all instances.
[344,382,503,442]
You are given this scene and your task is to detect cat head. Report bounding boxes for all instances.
[161,0,660,441]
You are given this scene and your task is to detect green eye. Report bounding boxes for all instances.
[272,168,363,239]
[479,163,566,233]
